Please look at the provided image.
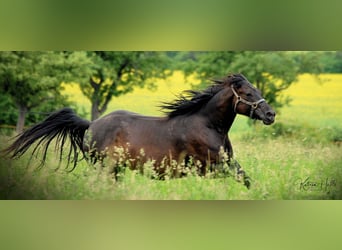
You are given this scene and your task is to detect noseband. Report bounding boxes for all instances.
[231,86,265,118]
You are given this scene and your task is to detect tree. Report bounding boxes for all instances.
[229,52,300,110]
[0,92,17,126]
[177,51,238,79]
[317,51,342,73]
[65,51,170,120]
[0,51,73,132]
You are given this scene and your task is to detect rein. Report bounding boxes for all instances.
[231,86,265,118]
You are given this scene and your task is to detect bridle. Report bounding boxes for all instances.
[231,86,265,118]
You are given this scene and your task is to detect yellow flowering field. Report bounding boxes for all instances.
[281,74,342,127]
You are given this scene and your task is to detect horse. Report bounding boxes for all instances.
[3,73,275,188]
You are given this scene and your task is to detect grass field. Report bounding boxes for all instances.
[1,72,341,199]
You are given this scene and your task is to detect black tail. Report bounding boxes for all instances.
[2,108,90,171]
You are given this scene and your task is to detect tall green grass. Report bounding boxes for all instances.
[1,132,341,199]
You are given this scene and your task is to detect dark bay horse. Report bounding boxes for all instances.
[3,74,275,188]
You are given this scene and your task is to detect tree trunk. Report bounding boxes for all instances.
[89,77,117,121]
[91,101,101,121]
[16,104,27,133]
[90,77,101,121]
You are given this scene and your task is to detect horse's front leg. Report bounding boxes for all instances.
[224,136,251,189]
[227,158,251,189]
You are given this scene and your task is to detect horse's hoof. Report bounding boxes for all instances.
[236,169,251,189]
[244,178,251,189]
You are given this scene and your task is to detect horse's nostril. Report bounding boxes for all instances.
[266,111,275,118]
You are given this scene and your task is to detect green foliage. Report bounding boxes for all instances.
[242,121,342,147]
[230,51,301,111]
[292,51,324,74]
[0,52,67,105]
[325,126,342,144]
[0,51,75,131]
[0,92,17,125]
[178,51,237,79]
[317,51,342,73]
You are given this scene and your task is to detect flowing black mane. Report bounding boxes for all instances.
[161,74,247,118]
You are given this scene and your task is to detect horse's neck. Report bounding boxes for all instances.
[203,88,236,134]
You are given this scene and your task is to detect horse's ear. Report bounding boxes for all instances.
[226,74,236,86]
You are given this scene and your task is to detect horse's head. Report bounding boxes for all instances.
[227,74,276,125]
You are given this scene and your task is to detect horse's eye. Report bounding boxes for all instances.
[247,93,252,97]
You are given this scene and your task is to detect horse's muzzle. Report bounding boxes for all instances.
[262,110,276,125]
[254,103,276,125]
